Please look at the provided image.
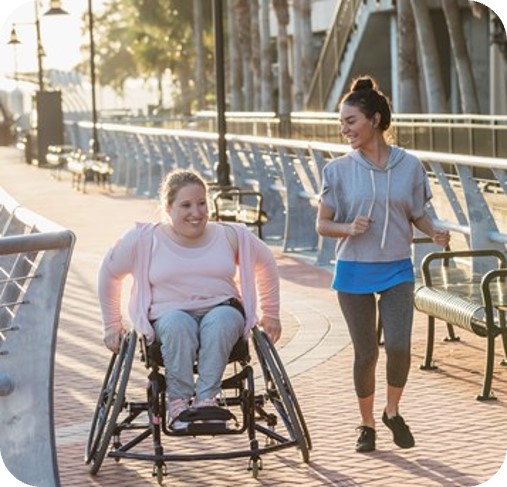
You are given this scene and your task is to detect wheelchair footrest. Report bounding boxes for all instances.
[179,406,235,423]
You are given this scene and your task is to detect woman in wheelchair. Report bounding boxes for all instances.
[97,169,281,432]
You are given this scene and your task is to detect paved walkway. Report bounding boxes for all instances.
[1,146,506,487]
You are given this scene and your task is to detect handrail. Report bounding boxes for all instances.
[0,193,75,487]
[306,0,363,110]
[67,120,507,272]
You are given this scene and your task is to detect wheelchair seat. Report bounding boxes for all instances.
[85,327,311,484]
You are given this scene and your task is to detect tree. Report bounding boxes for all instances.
[260,0,273,111]
[442,0,479,113]
[227,0,242,110]
[293,0,313,109]
[233,0,253,110]
[410,0,448,112]
[397,0,421,112]
[250,0,262,110]
[272,0,291,119]
[193,0,206,110]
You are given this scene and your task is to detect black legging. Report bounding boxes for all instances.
[338,282,414,398]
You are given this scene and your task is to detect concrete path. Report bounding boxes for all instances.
[0,146,506,486]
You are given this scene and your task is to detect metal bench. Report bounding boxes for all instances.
[212,187,267,239]
[414,249,507,400]
[67,151,113,193]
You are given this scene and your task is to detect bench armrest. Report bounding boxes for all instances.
[481,268,507,316]
[420,249,507,286]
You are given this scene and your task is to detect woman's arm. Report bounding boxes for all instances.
[251,237,282,344]
[412,213,450,247]
[97,231,137,352]
[316,201,372,238]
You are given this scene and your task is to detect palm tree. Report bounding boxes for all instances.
[297,0,314,107]
[193,0,206,110]
[397,0,421,112]
[233,0,253,110]
[260,0,273,111]
[227,0,242,110]
[410,0,448,112]
[442,0,479,113]
[250,0,262,110]
[272,0,291,124]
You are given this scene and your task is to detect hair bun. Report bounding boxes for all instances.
[351,77,375,92]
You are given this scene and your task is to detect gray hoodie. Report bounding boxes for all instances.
[320,146,432,262]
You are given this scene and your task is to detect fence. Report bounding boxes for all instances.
[0,188,75,487]
[66,120,507,272]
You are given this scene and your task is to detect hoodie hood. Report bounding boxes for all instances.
[349,146,406,171]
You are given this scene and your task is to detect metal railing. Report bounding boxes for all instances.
[0,189,75,487]
[186,112,507,159]
[66,120,507,272]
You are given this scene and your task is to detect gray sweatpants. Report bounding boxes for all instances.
[153,305,244,403]
[338,282,414,398]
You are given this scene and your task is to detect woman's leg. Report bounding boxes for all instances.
[378,282,414,416]
[153,310,199,401]
[338,292,378,428]
[195,305,244,402]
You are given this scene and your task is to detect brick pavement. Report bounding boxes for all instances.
[1,146,506,486]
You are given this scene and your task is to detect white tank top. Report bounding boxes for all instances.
[148,223,239,320]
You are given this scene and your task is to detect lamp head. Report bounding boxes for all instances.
[7,26,21,45]
[43,0,69,16]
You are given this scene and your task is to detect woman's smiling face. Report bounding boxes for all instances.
[339,103,377,150]
[167,183,209,239]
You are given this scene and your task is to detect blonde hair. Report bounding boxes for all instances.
[159,169,208,209]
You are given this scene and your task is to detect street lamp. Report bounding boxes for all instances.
[7,1,64,166]
[212,0,231,188]
[8,1,45,91]
[44,0,100,155]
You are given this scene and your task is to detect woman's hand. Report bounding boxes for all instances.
[259,317,282,344]
[433,230,450,247]
[348,215,373,236]
[103,324,126,354]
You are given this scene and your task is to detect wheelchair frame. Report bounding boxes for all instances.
[85,327,311,483]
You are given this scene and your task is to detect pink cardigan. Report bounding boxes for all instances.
[98,222,280,344]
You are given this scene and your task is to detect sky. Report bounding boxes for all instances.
[0,0,106,76]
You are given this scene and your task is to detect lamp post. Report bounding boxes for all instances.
[44,0,99,155]
[7,2,45,92]
[7,1,64,166]
[212,0,231,188]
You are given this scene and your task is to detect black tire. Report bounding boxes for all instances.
[252,328,311,462]
[86,331,137,474]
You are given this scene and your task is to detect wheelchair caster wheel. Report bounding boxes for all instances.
[152,463,166,485]
[248,457,262,478]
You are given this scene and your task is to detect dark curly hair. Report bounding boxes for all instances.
[340,75,392,132]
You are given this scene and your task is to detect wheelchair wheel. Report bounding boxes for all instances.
[252,327,311,462]
[85,330,137,474]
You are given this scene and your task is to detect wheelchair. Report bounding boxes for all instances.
[85,327,311,483]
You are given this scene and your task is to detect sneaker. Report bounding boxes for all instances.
[355,425,376,453]
[194,397,227,426]
[168,398,190,431]
[382,410,415,448]
[194,397,218,408]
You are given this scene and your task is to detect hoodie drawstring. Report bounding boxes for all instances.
[368,170,375,219]
[368,168,391,249]
[380,169,391,249]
